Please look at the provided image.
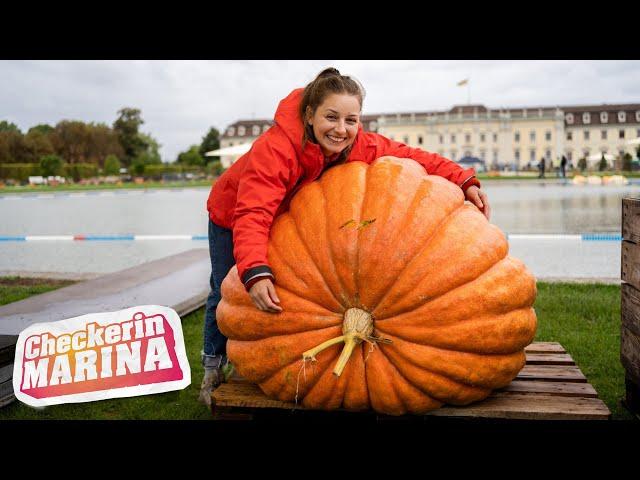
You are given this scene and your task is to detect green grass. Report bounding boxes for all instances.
[0,279,632,420]
[0,277,76,306]
[533,282,632,420]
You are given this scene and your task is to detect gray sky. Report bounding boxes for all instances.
[1,60,639,162]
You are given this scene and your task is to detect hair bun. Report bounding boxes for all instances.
[317,67,341,79]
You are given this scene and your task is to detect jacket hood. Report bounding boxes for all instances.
[273,88,366,171]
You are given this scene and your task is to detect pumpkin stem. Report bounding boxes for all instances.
[301,308,377,378]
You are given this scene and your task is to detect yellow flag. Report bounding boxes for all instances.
[457,78,469,86]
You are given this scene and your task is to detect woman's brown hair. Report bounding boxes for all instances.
[299,68,366,160]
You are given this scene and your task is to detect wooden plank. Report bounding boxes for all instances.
[213,382,296,410]
[621,325,640,386]
[622,282,640,338]
[622,241,640,291]
[622,197,640,245]
[425,394,610,420]
[516,365,587,382]
[211,383,610,421]
[525,353,575,365]
[498,380,597,397]
[524,342,566,354]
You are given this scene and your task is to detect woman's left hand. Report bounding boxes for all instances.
[465,186,491,221]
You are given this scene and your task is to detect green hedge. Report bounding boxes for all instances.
[0,163,43,181]
[65,163,99,181]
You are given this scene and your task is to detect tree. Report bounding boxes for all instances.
[39,154,64,177]
[176,145,205,166]
[623,153,633,172]
[138,132,162,164]
[0,121,21,134]
[104,155,121,176]
[52,120,90,164]
[199,127,220,161]
[27,124,54,135]
[0,130,26,163]
[598,154,608,172]
[577,157,587,172]
[86,123,125,166]
[113,108,148,166]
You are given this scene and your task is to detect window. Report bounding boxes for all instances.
[583,148,590,157]
[545,150,551,159]
[480,150,485,160]
[636,111,640,122]
[600,112,608,123]
[637,129,640,137]
[439,134,443,144]
[227,126,235,136]
[493,133,498,142]
[584,130,590,140]
[515,149,520,161]
[583,112,591,124]
[618,111,627,122]
[451,151,457,161]
[480,133,485,142]
[601,130,607,140]
[464,150,472,157]
[262,124,270,133]
[403,136,409,144]
[418,135,423,145]
[530,150,536,162]
[567,151,572,162]
[514,132,520,142]
[465,133,471,143]
[566,131,573,141]
[545,131,551,141]
[493,150,498,162]
[530,131,536,142]
[565,113,574,124]
[619,129,625,139]
[252,125,260,136]
[451,134,456,143]
[238,125,246,136]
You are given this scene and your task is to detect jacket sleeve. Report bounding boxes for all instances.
[372,133,481,192]
[232,135,296,291]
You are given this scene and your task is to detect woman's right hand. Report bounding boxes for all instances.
[248,278,283,313]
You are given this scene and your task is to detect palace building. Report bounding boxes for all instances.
[219,104,640,170]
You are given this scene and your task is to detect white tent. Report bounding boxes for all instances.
[626,137,640,146]
[205,143,253,157]
[205,143,253,169]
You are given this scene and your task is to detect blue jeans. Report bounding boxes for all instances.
[203,219,235,361]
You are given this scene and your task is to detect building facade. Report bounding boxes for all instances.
[220,105,640,170]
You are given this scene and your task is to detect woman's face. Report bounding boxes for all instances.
[308,93,361,157]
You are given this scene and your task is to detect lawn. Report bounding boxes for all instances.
[0,278,633,420]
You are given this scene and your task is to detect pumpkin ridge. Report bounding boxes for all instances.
[289,197,348,310]
[373,216,510,320]
[373,307,537,354]
[373,343,441,413]
[380,343,490,404]
[356,163,439,312]
[371,202,468,318]
[374,255,532,325]
[380,332,526,389]
[319,174,354,307]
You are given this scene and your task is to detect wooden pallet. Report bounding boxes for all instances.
[211,342,611,421]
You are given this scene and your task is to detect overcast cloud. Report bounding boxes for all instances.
[1,60,639,162]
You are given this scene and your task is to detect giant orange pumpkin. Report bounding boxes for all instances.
[217,157,537,415]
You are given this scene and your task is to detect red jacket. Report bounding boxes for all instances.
[207,88,481,290]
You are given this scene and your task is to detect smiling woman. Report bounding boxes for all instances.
[199,67,490,406]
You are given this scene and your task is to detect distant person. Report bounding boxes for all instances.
[198,67,492,406]
[560,155,568,179]
[538,157,546,178]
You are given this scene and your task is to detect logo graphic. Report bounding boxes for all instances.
[13,305,191,407]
